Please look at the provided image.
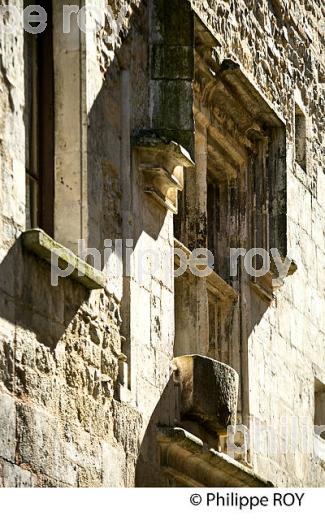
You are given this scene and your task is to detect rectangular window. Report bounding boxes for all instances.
[207,180,220,266]
[249,136,269,268]
[315,379,325,440]
[295,104,307,172]
[25,24,39,229]
[208,295,220,360]
[25,0,54,236]
[207,173,237,283]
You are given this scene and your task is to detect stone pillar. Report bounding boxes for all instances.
[53,0,86,253]
[194,124,209,355]
[149,0,194,155]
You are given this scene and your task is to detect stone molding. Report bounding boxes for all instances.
[157,427,272,487]
[134,133,194,214]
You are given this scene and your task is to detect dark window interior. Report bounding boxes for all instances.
[295,104,307,172]
[25,0,54,236]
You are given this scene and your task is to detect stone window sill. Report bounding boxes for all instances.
[174,239,238,302]
[22,228,107,290]
[250,257,298,302]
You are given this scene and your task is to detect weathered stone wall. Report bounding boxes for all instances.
[0,0,324,488]
[0,248,143,486]
[0,0,174,488]
[190,0,325,486]
[0,0,144,487]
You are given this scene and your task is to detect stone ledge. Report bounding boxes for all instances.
[157,427,273,487]
[133,131,194,165]
[250,256,298,301]
[174,239,239,302]
[21,229,106,290]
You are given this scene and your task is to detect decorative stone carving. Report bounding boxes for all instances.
[134,133,194,214]
[157,427,272,487]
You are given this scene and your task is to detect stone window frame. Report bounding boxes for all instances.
[314,378,325,440]
[293,90,310,180]
[25,1,89,255]
[314,377,325,460]
[24,0,55,236]
[52,0,88,255]
[294,103,307,173]
[191,17,297,300]
[172,15,298,414]
[22,2,99,289]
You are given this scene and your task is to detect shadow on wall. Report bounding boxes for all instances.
[135,277,273,487]
[0,238,88,393]
[0,1,276,487]
[86,1,167,257]
[84,1,274,487]
[0,236,128,487]
[135,375,176,487]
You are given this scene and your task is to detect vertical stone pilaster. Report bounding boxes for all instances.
[194,124,209,355]
[149,0,194,155]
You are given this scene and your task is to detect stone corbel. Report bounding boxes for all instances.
[250,256,298,301]
[133,133,194,214]
[22,228,107,290]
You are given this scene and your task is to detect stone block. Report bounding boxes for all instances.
[151,45,194,80]
[2,461,37,487]
[151,80,194,131]
[174,355,239,433]
[102,443,126,487]
[16,404,77,486]
[0,393,16,462]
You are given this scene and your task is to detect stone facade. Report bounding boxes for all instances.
[0,0,324,487]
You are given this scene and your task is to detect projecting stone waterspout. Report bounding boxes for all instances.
[173,355,239,434]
